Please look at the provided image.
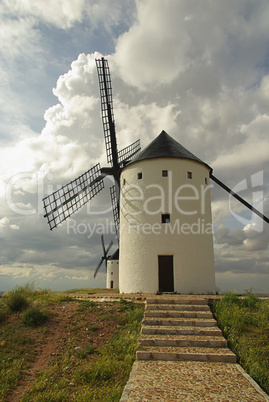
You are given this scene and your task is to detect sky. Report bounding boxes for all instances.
[0,0,269,293]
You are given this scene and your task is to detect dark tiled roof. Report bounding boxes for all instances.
[129,130,212,171]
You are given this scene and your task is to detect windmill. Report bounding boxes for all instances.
[93,234,113,278]
[43,57,268,293]
[42,58,141,243]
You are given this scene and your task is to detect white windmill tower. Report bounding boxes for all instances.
[106,248,119,289]
[119,131,216,294]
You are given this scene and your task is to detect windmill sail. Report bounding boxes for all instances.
[96,58,118,166]
[43,164,104,230]
[210,174,269,224]
[110,185,120,240]
[118,139,141,165]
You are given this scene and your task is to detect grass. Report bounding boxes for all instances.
[211,290,269,394]
[0,284,144,401]
[62,288,119,295]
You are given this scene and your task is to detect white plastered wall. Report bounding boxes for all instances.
[106,260,119,289]
[119,158,215,294]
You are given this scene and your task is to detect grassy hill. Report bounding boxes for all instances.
[0,285,144,401]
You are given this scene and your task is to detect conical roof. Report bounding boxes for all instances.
[109,248,119,260]
[129,130,212,171]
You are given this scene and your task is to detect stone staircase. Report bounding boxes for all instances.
[136,298,237,363]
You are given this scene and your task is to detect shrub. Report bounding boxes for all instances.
[243,288,259,309]
[0,299,8,322]
[257,301,269,331]
[22,305,49,327]
[119,298,135,311]
[5,292,29,313]
[221,290,240,306]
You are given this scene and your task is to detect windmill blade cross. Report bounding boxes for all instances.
[93,235,114,278]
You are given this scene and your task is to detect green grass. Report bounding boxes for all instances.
[62,288,119,295]
[211,290,269,394]
[0,284,144,401]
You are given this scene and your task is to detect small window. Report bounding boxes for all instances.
[138,172,142,180]
[161,213,170,223]
[162,170,168,177]
[123,178,126,185]
[205,178,208,185]
[110,281,114,289]
[187,171,192,179]
[111,272,113,275]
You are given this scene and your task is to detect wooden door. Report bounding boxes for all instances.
[158,255,174,293]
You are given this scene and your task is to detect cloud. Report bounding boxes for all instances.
[214,187,269,256]
[1,0,136,32]
[243,212,269,251]
[243,233,269,251]
[114,100,180,149]
[214,225,246,246]
[2,0,86,29]
[52,53,101,101]
[115,0,269,91]
[0,217,19,232]
[116,0,190,89]
[0,15,41,63]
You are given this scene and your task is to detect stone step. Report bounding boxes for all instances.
[136,346,237,363]
[145,310,213,319]
[147,298,208,305]
[147,304,210,311]
[141,325,223,336]
[142,317,217,327]
[139,334,227,348]
[135,298,237,365]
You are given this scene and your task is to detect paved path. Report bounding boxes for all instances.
[121,360,268,401]
[120,296,269,401]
